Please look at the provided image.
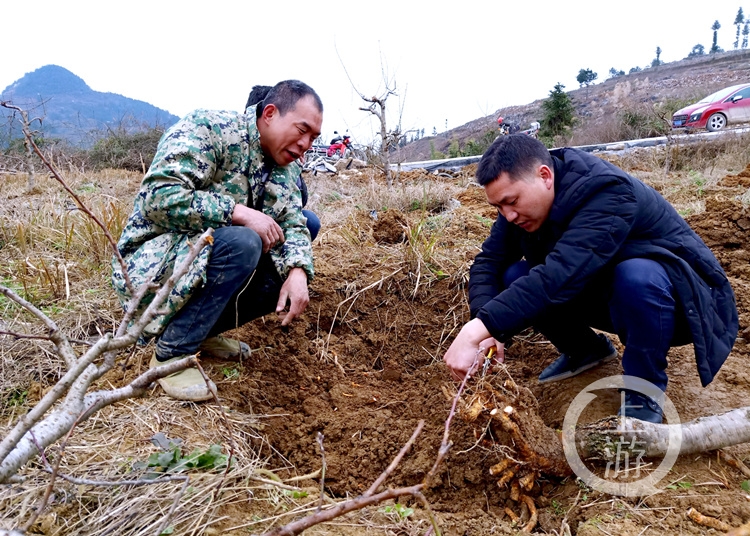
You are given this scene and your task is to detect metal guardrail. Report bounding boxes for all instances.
[392,127,750,173]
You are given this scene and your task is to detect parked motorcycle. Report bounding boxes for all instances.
[327,133,352,158]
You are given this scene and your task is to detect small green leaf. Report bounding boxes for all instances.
[155,451,177,468]
[742,480,750,492]
[677,481,693,489]
[284,490,309,499]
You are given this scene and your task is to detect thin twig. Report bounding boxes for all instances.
[44,470,190,487]
[155,475,192,536]
[316,432,327,512]
[365,420,424,496]
[0,331,53,341]
[255,362,474,536]
[22,402,94,532]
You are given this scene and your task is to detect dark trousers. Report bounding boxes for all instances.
[504,258,691,391]
[155,226,283,360]
[302,209,321,241]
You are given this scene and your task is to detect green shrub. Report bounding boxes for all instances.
[429,141,446,160]
[540,83,576,144]
[87,126,165,172]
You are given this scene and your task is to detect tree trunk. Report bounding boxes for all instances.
[576,406,750,459]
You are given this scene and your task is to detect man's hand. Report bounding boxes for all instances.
[479,336,505,364]
[443,318,495,381]
[232,204,284,253]
[276,268,309,326]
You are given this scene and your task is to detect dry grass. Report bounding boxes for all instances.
[0,170,138,413]
[0,396,275,535]
[304,167,462,230]
[599,131,750,214]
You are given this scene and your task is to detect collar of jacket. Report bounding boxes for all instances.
[245,104,265,175]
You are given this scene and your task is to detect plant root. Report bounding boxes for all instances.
[687,507,732,532]
[504,507,520,524]
[461,377,567,532]
[519,494,538,533]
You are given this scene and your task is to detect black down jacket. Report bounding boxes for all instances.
[469,148,738,387]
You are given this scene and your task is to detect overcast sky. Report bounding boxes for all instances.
[1,0,746,145]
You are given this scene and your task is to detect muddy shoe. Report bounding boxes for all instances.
[618,390,663,423]
[538,334,617,384]
[150,352,216,402]
[198,336,250,360]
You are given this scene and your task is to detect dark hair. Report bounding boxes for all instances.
[249,80,323,116]
[245,85,272,109]
[476,134,553,185]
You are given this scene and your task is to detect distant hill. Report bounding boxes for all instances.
[1,65,180,147]
[397,50,750,162]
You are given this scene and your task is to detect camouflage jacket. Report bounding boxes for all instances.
[111,105,313,339]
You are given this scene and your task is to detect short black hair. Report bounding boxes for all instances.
[249,80,323,116]
[476,134,553,185]
[245,85,272,109]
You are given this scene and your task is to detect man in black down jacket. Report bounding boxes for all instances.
[443,134,738,423]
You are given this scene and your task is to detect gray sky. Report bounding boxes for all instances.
[1,0,745,145]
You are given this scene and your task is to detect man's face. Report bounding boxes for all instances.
[484,165,555,232]
[259,95,322,166]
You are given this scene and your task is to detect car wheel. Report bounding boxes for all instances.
[706,113,727,132]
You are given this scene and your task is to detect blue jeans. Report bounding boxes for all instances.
[155,226,284,360]
[503,258,691,391]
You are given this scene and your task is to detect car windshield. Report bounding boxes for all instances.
[697,85,747,104]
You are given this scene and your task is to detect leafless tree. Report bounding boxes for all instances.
[338,48,407,186]
[0,101,44,191]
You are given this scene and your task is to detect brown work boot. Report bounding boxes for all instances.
[198,336,251,360]
[149,352,216,402]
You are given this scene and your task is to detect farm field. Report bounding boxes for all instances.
[1,136,750,535]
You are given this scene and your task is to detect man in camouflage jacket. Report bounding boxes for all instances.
[112,80,323,401]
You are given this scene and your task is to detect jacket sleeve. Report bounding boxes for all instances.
[468,216,523,318]
[138,112,236,232]
[476,177,638,341]
[266,163,315,280]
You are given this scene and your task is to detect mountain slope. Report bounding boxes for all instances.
[398,50,750,162]
[1,65,180,147]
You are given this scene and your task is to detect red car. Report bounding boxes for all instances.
[672,83,750,131]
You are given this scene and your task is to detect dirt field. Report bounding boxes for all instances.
[2,147,750,535]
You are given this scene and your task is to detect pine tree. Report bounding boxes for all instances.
[743,21,749,48]
[539,83,575,141]
[710,20,722,53]
[576,68,598,88]
[734,7,745,49]
[652,46,662,67]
